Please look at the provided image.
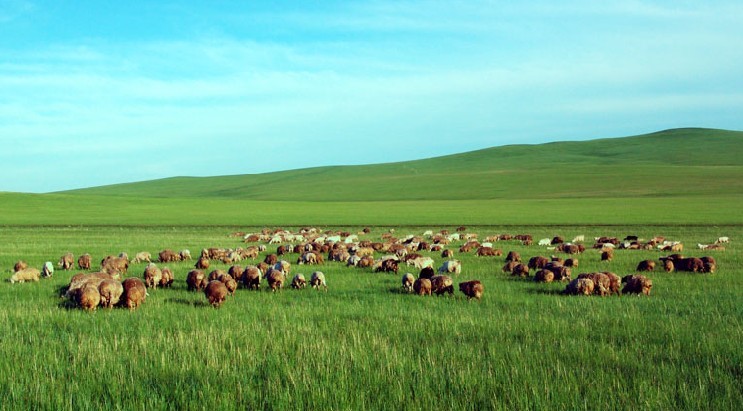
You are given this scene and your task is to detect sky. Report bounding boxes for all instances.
[1,0,742,193]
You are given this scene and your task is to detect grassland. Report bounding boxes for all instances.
[1,128,742,409]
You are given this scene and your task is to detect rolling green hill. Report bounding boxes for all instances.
[60,128,743,201]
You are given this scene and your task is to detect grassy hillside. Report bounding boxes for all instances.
[60,128,743,201]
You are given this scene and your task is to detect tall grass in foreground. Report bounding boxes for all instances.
[0,225,741,410]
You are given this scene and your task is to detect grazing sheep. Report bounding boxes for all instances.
[576,273,614,296]
[663,259,675,272]
[528,256,550,270]
[143,263,163,289]
[475,247,501,257]
[502,261,518,273]
[563,278,594,296]
[58,253,74,270]
[77,254,92,270]
[310,271,327,291]
[401,273,415,293]
[357,256,375,268]
[10,268,40,283]
[437,260,462,275]
[186,270,208,292]
[195,256,210,270]
[76,283,101,311]
[132,252,152,263]
[441,249,454,259]
[430,275,454,296]
[64,272,113,299]
[418,266,435,280]
[538,238,551,246]
[219,274,238,295]
[505,251,521,263]
[572,235,585,243]
[601,250,613,261]
[458,280,484,300]
[101,256,129,277]
[13,260,28,272]
[243,266,262,290]
[98,279,124,308]
[158,249,180,263]
[511,263,530,278]
[120,278,147,310]
[636,260,656,272]
[408,256,434,270]
[622,275,653,295]
[413,278,432,295]
[208,269,227,282]
[564,258,578,268]
[533,269,554,283]
[274,260,291,276]
[264,254,278,266]
[266,268,285,292]
[42,261,54,278]
[291,274,307,289]
[701,256,717,273]
[204,280,229,308]
[376,258,399,274]
[715,236,729,244]
[159,267,174,288]
[228,265,244,282]
[180,250,192,260]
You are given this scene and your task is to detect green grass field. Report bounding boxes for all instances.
[1,128,742,409]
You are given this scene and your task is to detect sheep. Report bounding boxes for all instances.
[243,266,262,290]
[701,256,717,273]
[101,256,129,277]
[76,283,101,311]
[636,260,656,272]
[160,267,174,288]
[158,249,180,263]
[10,268,40,283]
[419,266,435,280]
[58,253,74,270]
[264,254,278,266]
[98,279,124,308]
[538,238,551,246]
[563,278,594,296]
[219,274,238,295]
[413,278,432,295]
[13,260,28,272]
[64,272,113,299]
[41,261,54,278]
[564,258,578,268]
[408,256,434,270]
[266,268,285,292]
[132,252,152,263]
[186,270,208,292]
[298,252,318,265]
[437,260,462,275]
[401,273,415,293]
[77,254,92,270]
[528,256,550,270]
[430,275,454,296]
[204,280,229,308]
[621,275,653,295]
[310,271,327,291]
[180,249,192,260]
[458,280,484,300]
[120,278,147,310]
[274,260,291,276]
[715,236,730,244]
[208,269,227,282]
[441,249,454,259]
[663,259,675,272]
[195,256,210,270]
[511,263,530,278]
[572,235,585,243]
[502,261,518,273]
[475,247,502,257]
[357,256,375,269]
[143,263,163,289]
[291,274,307,289]
[346,255,361,267]
[505,251,521,263]
[601,250,613,262]
[576,273,616,296]
[376,258,399,274]
[533,269,554,283]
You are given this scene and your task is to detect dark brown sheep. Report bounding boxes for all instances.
[430,275,454,295]
[413,278,432,295]
[208,269,227,282]
[505,251,521,263]
[120,278,147,310]
[601,250,613,261]
[77,254,92,270]
[502,261,518,273]
[159,249,180,263]
[228,265,244,282]
[528,256,550,270]
[562,278,594,296]
[636,260,656,272]
[264,253,278,266]
[458,280,484,300]
[195,257,210,270]
[700,256,717,273]
[204,280,229,308]
[511,263,530,278]
[159,267,174,288]
[476,247,502,257]
[13,260,28,272]
[419,266,435,280]
[564,258,578,268]
[186,269,208,292]
[551,236,565,245]
[219,274,238,295]
[621,275,653,295]
[533,269,554,283]
[376,258,399,274]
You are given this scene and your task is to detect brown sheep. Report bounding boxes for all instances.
[502,261,518,274]
[401,273,415,293]
[219,274,238,295]
[357,256,375,268]
[243,266,262,290]
[475,247,502,257]
[376,258,399,274]
[228,265,244,281]
[143,263,163,289]
[120,278,147,310]
[564,258,578,268]
[98,279,124,308]
[159,267,174,288]
[207,269,226,282]
[264,254,278,266]
[601,250,613,261]
[13,260,28,272]
[76,283,101,311]
[158,249,180,263]
[419,266,435,280]
[621,275,653,296]
[663,259,674,272]
[528,256,550,270]
[101,256,129,277]
[701,256,717,273]
[195,257,210,270]
[551,236,565,245]
[58,252,75,270]
[603,272,621,295]
[511,263,530,278]
[636,260,656,272]
[430,275,454,296]
[533,269,554,283]
[77,254,92,270]
[186,269,208,292]
[204,280,229,308]
[563,278,594,296]
[458,280,484,300]
[266,268,285,292]
[441,249,454,259]
[291,274,307,289]
[310,271,327,291]
[10,267,41,284]
[413,278,432,295]
[505,251,521,263]
[577,273,612,296]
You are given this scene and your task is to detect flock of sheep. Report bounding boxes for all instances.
[7,226,727,310]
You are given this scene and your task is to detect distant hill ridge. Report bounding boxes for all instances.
[61,128,743,201]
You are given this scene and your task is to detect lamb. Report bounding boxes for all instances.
[77,254,92,270]
[204,280,229,308]
[401,273,415,293]
[413,278,432,295]
[132,251,152,263]
[42,261,54,278]
[291,274,307,289]
[430,275,454,296]
[186,270,208,292]
[58,252,74,270]
[310,271,327,291]
[437,260,462,275]
[143,263,163,289]
[408,256,434,270]
[562,278,594,296]
[228,265,244,282]
[266,268,285,292]
[120,278,147,310]
[458,280,484,300]
[101,256,129,276]
[636,260,656,272]
[621,275,653,295]
[243,266,262,290]
[160,267,174,288]
[98,279,124,308]
[10,267,40,283]
[76,283,101,311]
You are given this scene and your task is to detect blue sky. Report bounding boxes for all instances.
[1,1,742,192]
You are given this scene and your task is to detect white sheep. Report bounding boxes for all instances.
[538,238,551,246]
[438,260,462,274]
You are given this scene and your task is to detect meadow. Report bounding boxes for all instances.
[1,224,741,410]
